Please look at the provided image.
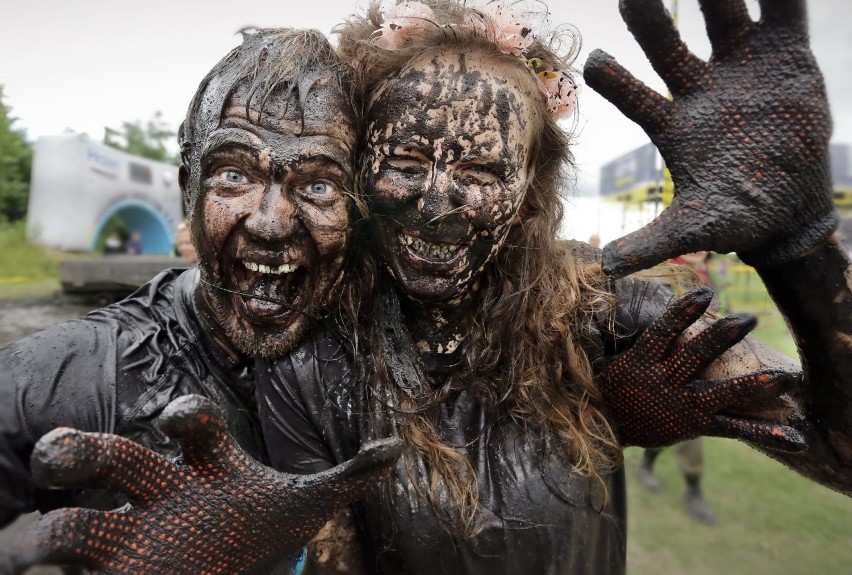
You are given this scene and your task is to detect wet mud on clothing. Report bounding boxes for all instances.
[257,276,676,575]
[0,268,266,526]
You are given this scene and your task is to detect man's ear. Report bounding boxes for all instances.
[179,165,191,210]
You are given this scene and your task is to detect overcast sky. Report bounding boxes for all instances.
[2,0,850,204]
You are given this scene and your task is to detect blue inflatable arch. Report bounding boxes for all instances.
[90,199,173,255]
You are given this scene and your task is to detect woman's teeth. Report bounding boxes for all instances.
[242,260,298,274]
[403,234,461,259]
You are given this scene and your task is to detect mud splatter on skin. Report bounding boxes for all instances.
[192,78,356,359]
[366,50,535,352]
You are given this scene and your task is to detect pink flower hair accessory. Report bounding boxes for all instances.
[465,2,534,57]
[535,68,579,120]
[372,1,578,119]
[373,1,436,50]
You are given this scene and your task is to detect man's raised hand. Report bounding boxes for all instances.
[585,0,836,277]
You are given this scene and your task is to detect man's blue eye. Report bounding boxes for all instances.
[224,171,244,183]
[309,182,329,194]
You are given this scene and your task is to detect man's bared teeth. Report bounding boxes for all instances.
[241,260,298,274]
[403,234,461,259]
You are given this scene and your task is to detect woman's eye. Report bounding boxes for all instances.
[387,158,426,174]
[463,167,500,184]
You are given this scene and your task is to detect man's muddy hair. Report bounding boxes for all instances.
[335,0,620,536]
[178,27,358,224]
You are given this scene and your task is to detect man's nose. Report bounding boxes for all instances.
[243,184,298,242]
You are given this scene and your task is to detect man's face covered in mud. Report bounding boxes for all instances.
[189,76,355,358]
[366,50,535,304]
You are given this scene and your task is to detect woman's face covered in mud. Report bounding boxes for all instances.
[193,76,356,358]
[366,49,535,305]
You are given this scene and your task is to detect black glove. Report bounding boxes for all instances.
[0,395,402,574]
[584,0,836,277]
[599,287,805,451]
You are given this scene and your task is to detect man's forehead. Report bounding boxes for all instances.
[196,80,356,165]
[224,80,354,136]
[202,125,353,162]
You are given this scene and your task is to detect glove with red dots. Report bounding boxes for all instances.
[584,0,836,277]
[0,395,402,575]
[599,287,805,451]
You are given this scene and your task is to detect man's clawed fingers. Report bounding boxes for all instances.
[31,428,177,503]
[687,369,805,452]
[158,394,237,468]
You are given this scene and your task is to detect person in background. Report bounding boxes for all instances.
[638,436,715,523]
[173,219,198,263]
[588,233,602,249]
[124,231,142,255]
[103,231,123,255]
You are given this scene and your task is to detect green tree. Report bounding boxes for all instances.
[103,111,178,164]
[0,86,33,223]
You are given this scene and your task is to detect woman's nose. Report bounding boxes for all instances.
[421,171,465,225]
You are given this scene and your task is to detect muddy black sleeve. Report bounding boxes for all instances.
[751,238,852,493]
[0,319,118,527]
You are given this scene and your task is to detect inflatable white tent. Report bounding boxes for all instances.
[27,134,183,254]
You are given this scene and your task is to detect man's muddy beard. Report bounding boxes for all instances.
[199,263,305,360]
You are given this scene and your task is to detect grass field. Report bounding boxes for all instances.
[625,257,851,574]
[0,220,77,301]
[625,440,852,575]
[0,221,57,280]
[710,256,797,357]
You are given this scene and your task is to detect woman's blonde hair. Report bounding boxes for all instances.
[335,0,621,536]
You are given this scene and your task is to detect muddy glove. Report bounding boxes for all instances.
[584,0,836,278]
[0,395,402,575]
[599,287,805,451]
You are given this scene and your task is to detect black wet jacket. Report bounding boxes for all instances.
[0,268,266,527]
[257,277,675,575]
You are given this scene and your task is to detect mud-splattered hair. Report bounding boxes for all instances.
[178,27,358,234]
[336,1,621,536]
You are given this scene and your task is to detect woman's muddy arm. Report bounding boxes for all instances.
[584,0,850,493]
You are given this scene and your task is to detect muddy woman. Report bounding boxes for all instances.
[255,1,851,573]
